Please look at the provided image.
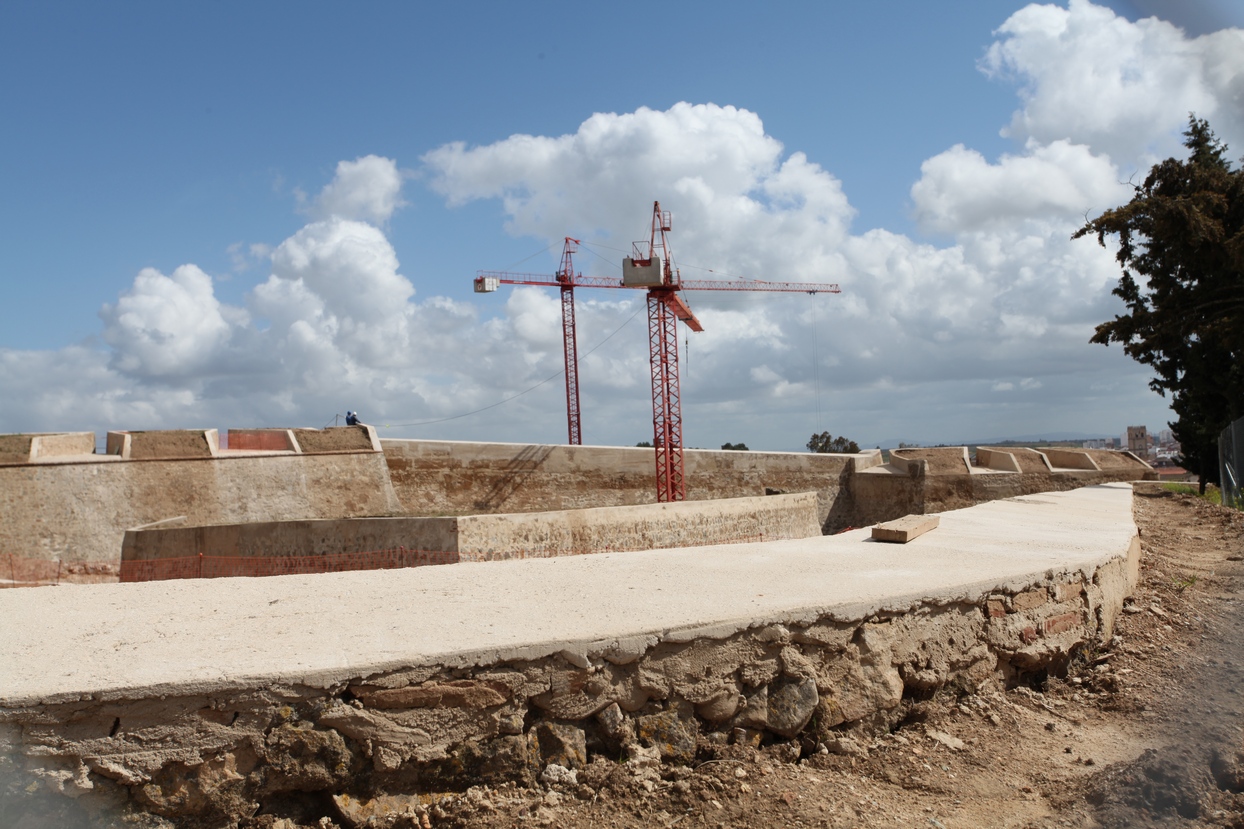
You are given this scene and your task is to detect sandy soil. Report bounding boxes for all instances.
[393,483,1244,829]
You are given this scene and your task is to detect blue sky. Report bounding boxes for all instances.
[1,1,1242,450]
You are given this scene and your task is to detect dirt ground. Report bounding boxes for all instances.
[387,483,1244,829]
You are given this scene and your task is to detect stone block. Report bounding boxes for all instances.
[535,722,587,769]
[596,703,626,739]
[1053,580,1084,602]
[636,711,697,764]
[1012,589,1048,611]
[695,687,742,723]
[261,723,352,793]
[766,678,819,738]
[333,793,422,828]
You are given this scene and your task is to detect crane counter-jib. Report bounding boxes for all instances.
[474,272,625,292]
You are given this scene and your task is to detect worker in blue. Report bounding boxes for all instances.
[345,411,361,426]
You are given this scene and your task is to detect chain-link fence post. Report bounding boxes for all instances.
[1221,417,1243,510]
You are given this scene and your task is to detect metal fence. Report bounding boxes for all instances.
[1221,416,1244,510]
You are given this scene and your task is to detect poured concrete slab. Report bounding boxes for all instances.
[0,484,1137,707]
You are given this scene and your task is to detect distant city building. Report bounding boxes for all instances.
[1127,425,1149,455]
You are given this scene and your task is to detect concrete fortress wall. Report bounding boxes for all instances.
[380,439,873,529]
[847,446,1154,528]
[382,439,1151,533]
[0,451,402,565]
[0,430,1153,570]
[0,423,398,565]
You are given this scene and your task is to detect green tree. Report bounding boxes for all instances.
[1074,117,1244,492]
[807,431,860,454]
[720,442,749,451]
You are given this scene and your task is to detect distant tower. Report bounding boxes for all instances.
[1127,425,1148,455]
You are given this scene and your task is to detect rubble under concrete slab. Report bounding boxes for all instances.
[0,485,1140,827]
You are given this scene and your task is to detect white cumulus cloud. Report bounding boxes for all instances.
[911,139,1129,234]
[311,155,405,224]
[982,0,1244,161]
[424,102,854,282]
[100,265,242,379]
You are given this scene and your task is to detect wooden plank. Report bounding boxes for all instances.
[871,514,939,543]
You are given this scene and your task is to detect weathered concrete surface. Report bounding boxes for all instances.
[380,439,873,530]
[454,492,820,559]
[106,429,220,460]
[0,453,403,564]
[293,425,381,454]
[889,446,972,475]
[121,493,822,565]
[225,428,300,452]
[0,485,1139,825]
[121,515,460,562]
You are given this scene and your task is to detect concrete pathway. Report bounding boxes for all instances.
[0,484,1137,707]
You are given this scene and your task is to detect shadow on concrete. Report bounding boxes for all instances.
[472,444,556,513]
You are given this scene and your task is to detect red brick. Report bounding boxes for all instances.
[986,599,1008,618]
[1043,612,1080,636]
[1021,626,1038,644]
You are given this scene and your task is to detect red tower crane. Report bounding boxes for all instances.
[474,201,842,502]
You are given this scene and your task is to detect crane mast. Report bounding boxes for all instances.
[557,239,582,446]
[474,202,842,503]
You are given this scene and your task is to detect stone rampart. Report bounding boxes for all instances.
[106,429,220,459]
[847,448,1154,528]
[0,432,97,465]
[119,493,822,568]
